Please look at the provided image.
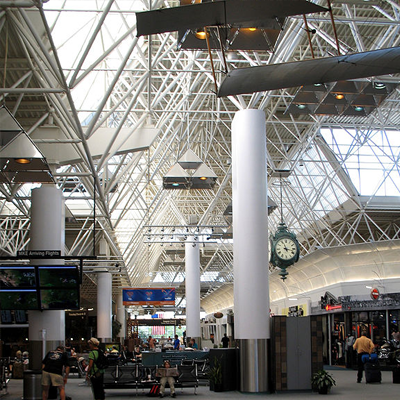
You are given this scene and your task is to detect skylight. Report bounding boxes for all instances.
[320,128,400,197]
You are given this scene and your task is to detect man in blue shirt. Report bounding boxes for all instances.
[173,335,180,350]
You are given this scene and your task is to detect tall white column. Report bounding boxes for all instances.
[232,109,270,392]
[97,272,113,342]
[28,186,65,369]
[185,239,201,341]
[116,292,126,342]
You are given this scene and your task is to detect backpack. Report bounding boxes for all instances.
[146,384,160,397]
[95,349,109,369]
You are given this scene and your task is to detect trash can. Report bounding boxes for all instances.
[23,369,42,400]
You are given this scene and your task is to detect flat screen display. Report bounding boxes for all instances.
[40,288,80,310]
[0,267,36,289]
[0,289,39,310]
[1,310,12,323]
[104,343,121,353]
[14,310,27,323]
[0,265,80,311]
[38,266,79,287]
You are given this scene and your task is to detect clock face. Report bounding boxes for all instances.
[275,237,298,261]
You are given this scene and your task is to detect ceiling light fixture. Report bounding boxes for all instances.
[0,106,54,184]
[335,93,344,100]
[373,82,386,90]
[15,158,31,164]
[195,29,208,39]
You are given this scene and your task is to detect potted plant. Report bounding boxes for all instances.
[311,369,336,394]
[208,356,223,392]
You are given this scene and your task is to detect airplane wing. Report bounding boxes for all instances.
[218,46,400,97]
[136,0,327,37]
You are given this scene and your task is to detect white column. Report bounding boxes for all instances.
[232,109,270,392]
[28,186,65,369]
[185,238,201,339]
[116,292,126,341]
[97,272,113,342]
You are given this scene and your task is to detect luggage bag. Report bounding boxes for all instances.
[364,362,381,383]
[361,353,378,363]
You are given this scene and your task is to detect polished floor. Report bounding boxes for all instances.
[2,367,399,399]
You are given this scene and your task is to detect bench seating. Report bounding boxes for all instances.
[103,363,199,395]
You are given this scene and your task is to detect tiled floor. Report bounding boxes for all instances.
[2,367,400,399]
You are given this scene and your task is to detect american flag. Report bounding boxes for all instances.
[152,325,165,336]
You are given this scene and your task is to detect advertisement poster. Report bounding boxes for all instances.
[122,288,175,305]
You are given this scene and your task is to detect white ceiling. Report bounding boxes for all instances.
[0,0,399,313]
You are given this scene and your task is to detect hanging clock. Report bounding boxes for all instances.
[275,236,299,263]
[269,174,300,279]
[270,222,300,273]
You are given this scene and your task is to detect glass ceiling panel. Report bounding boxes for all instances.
[321,128,400,196]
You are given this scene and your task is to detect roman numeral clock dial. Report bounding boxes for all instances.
[275,238,297,260]
[270,222,300,280]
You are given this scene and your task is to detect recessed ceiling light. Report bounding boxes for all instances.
[354,106,364,112]
[335,94,344,100]
[15,158,31,164]
[296,104,307,109]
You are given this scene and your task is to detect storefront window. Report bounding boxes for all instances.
[371,310,386,345]
[389,311,400,337]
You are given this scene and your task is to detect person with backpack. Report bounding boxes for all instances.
[41,345,70,400]
[86,337,105,400]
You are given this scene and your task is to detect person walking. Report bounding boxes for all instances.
[353,331,375,383]
[156,360,178,398]
[41,345,70,400]
[86,337,105,400]
[148,335,155,350]
[221,333,230,348]
[173,335,180,350]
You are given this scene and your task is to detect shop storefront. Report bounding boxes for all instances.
[310,292,400,367]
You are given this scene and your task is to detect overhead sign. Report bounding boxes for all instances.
[17,250,61,258]
[122,288,175,306]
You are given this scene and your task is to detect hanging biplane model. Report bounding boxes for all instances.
[136,0,400,98]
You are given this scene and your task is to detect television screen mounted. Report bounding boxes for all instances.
[0,289,39,310]
[40,288,80,310]
[0,266,36,289]
[38,266,79,287]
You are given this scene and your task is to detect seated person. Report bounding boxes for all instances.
[134,346,142,361]
[155,360,178,398]
[189,338,198,349]
[121,345,134,362]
